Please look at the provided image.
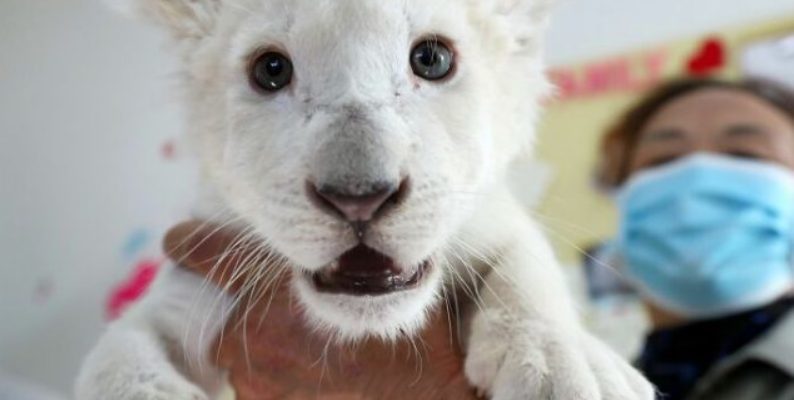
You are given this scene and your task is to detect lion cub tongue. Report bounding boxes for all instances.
[314,245,422,295]
[337,245,401,278]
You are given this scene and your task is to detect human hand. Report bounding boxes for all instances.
[164,221,478,400]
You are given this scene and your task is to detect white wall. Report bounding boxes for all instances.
[546,0,794,65]
[0,1,195,397]
[1,0,793,397]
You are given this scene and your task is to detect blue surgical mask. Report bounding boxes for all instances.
[615,153,794,318]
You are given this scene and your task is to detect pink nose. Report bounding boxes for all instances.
[309,180,408,222]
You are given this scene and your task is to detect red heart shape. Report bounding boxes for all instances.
[687,38,726,76]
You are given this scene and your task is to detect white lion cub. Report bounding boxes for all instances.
[77,0,655,399]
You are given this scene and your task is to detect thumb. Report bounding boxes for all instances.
[162,220,264,292]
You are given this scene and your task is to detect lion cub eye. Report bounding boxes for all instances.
[249,51,293,92]
[410,39,455,81]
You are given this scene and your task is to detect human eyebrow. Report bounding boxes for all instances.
[639,128,687,143]
[722,124,770,139]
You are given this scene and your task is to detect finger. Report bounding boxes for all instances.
[162,220,263,292]
[214,329,242,367]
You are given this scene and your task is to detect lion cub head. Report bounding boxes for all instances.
[119,0,552,340]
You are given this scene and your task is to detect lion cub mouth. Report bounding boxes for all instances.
[310,245,431,296]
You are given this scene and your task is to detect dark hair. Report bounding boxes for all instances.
[595,77,794,189]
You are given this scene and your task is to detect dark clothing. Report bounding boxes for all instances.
[637,298,794,400]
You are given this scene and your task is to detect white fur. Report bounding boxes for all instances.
[80,1,655,398]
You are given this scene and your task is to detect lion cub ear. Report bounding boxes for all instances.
[107,0,221,40]
[492,0,557,53]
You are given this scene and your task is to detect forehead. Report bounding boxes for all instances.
[643,88,793,133]
[223,0,475,101]
[228,0,469,51]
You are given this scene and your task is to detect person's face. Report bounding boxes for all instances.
[626,87,794,327]
[628,88,794,176]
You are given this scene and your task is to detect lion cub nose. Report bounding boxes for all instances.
[309,179,409,222]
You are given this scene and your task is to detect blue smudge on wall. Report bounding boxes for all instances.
[121,228,151,262]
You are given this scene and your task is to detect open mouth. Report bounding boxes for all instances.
[309,245,431,296]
